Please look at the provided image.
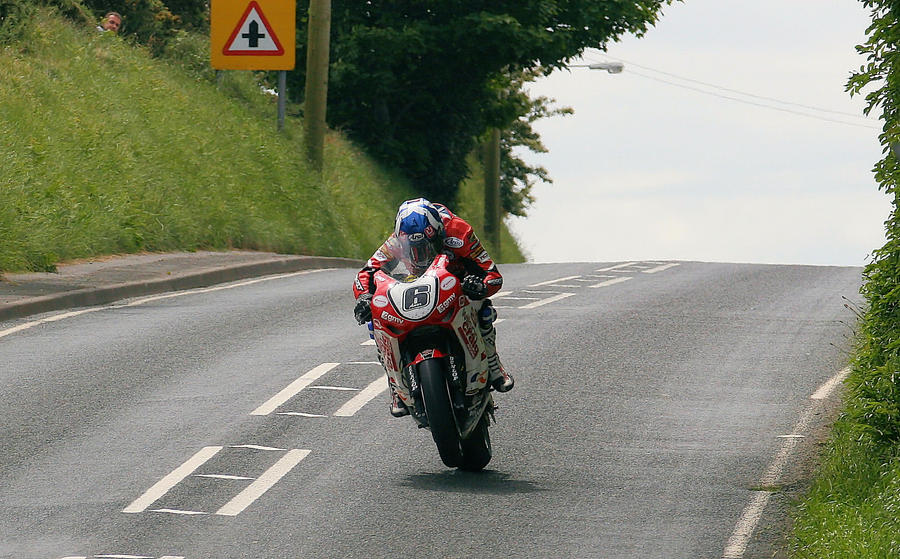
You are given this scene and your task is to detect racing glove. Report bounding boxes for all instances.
[461,275,489,300]
[354,293,373,324]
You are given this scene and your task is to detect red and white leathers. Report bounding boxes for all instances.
[354,204,513,408]
[353,203,503,300]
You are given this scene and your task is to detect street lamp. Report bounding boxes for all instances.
[587,61,624,74]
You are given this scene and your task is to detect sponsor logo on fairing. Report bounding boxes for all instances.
[372,295,389,308]
[444,236,465,249]
[380,311,404,325]
[486,277,503,286]
[458,317,479,358]
[474,249,491,264]
[440,276,457,291]
[437,293,457,313]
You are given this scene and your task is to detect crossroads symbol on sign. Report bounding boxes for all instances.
[222,1,284,56]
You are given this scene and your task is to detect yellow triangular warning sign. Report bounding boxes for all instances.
[222,1,284,56]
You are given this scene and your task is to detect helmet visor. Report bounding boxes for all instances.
[401,235,437,270]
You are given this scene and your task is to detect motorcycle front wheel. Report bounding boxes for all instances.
[418,358,462,468]
[459,412,492,471]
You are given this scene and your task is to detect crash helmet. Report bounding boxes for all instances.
[394,198,445,271]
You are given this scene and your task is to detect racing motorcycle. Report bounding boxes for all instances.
[367,253,495,471]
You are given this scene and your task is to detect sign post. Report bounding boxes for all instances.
[211,0,295,128]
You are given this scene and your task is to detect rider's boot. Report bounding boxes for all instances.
[479,303,514,393]
[389,383,410,417]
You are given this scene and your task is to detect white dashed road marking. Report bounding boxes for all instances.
[250,363,340,416]
[334,376,388,417]
[518,293,576,309]
[215,449,311,516]
[529,275,583,287]
[123,446,222,513]
[643,263,680,274]
[596,262,638,272]
[589,277,633,289]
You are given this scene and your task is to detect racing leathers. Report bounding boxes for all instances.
[353,204,513,417]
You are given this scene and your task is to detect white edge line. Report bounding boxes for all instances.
[216,449,311,516]
[334,376,388,417]
[250,363,340,415]
[0,269,327,340]
[122,446,222,513]
[811,366,851,400]
[722,365,850,558]
[722,492,771,559]
[519,292,576,309]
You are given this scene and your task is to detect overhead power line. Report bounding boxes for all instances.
[583,55,881,130]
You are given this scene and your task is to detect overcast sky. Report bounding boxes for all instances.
[508,0,890,267]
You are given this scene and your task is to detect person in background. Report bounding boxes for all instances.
[96,11,121,33]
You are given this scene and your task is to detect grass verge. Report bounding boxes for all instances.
[0,10,524,272]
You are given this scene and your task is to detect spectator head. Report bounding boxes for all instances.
[101,12,122,33]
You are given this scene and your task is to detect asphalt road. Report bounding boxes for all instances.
[0,261,861,559]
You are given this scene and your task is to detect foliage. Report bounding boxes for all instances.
[0,0,34,43]
[288,0,673,207]
[788,1,900,555]
[842,0,900,448]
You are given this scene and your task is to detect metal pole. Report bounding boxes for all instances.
[483,128,501,261]
[277,70,286,131]
[303,0,331,172]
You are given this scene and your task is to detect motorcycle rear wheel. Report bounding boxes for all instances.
[419,358,462,468]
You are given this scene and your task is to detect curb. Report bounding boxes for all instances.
[0,256,363,322]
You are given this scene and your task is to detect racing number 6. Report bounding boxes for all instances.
[403,285,431,310]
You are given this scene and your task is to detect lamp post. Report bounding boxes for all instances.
[483,61,624,261]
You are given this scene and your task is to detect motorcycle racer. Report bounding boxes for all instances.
[353,198,514,417]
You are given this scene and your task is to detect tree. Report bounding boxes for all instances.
[288,0,673,207]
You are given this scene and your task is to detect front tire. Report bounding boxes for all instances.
[418,358,461,467]
[459,412,492,471]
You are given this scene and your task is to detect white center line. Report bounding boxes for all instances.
[309,385,359,391]
[518,293,576,309]
[123,446,222,513]
[230,444,286,451]
[529,275,583,287]
[589,277,633,289]
[276,411,327,418]
[643,263,680,274]
[596,262,638,272]
[250,363,340,416]
[334,376,388,417]
[216,449,311,516]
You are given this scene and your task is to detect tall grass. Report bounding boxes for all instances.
[790,419,900,557]
[0,11,524,272]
